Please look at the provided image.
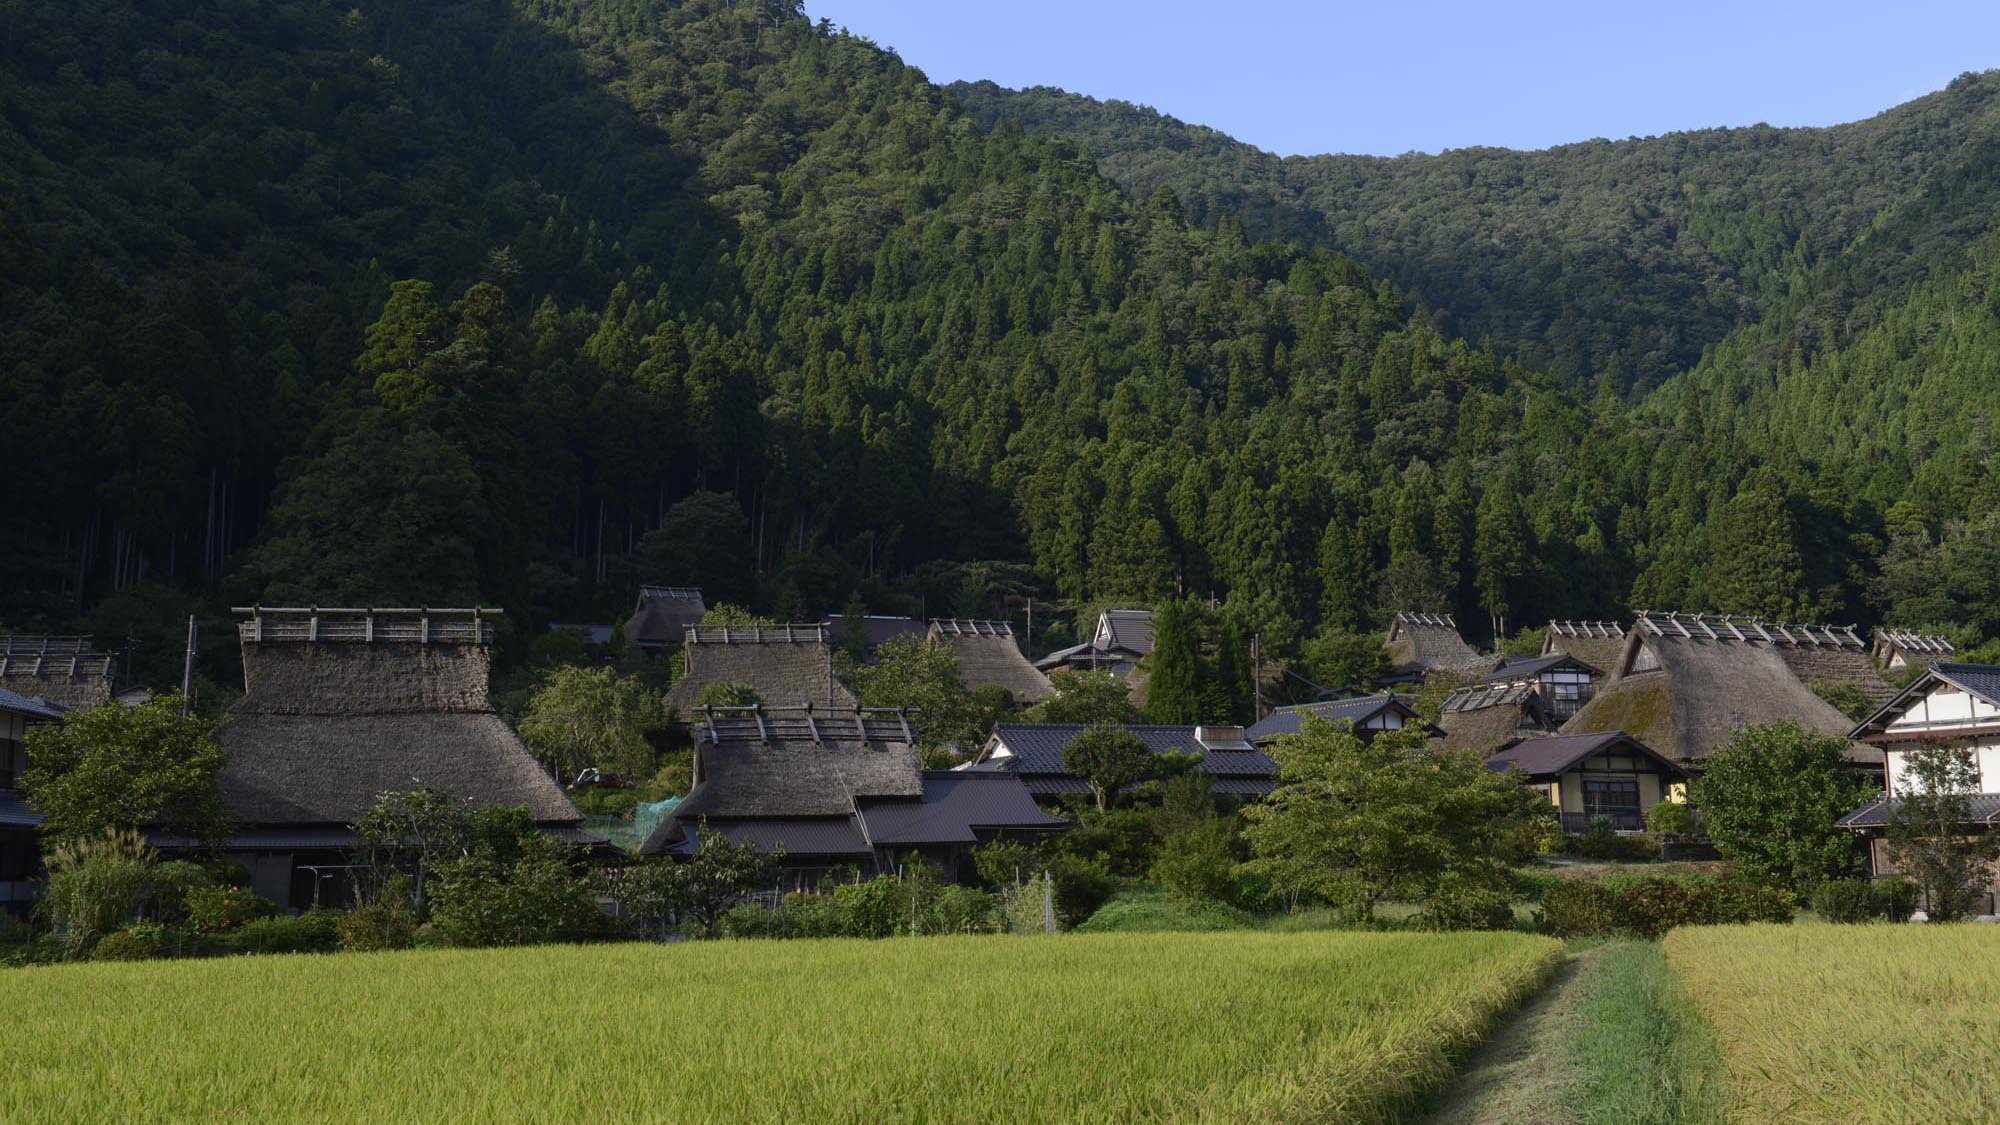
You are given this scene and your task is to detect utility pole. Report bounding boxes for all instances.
[1251,632,1263,722]
[180,615,198,715]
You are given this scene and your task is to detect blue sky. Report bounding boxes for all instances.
[804,1,2000,156]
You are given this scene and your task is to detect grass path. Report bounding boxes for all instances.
[1420,945,1606,1125]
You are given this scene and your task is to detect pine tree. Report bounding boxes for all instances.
[1146,599,1206,724]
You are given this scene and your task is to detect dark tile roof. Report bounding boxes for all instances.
[1485,732,1687,780]
[822,614,928,650]
[1933,663,2000,708]
[692,818,873,857]
[1480,653,1597,683]
[1097,610,1155,656]
[986,723,1278,780]
[858,771,1066,845]
[0,790,43,829]
[1838,791,2000,829]
[0,686,66,721]
[1034,642,1123,670]
[1245,695,1421,741]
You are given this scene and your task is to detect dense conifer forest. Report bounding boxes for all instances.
[6,0,2000,685]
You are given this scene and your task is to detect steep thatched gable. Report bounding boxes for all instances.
[218,608,578,827]
[1561,613,1880,767]
[1385,612,1480,674]
[1871,629,1954,675]
[929,620,1054,703]
[1542,620,1629,673]
[662,625,857,713]
[623,585,706,650]
[0,636,113,711]
[1436,681,1554,755]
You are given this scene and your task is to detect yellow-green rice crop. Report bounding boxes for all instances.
[1,931,1558,1122]
[1667,924,2000,1122]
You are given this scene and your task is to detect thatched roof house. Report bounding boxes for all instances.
[1437,680,1555,755]
[1542,621,1629,675]
[1871,629,1954,675]
[929,620,1054,703]
[641,707,1058,886]
[1560,612,1882,770]
[0,636,113,711]
[186,607,587,909]
[663,624,857,714]
[623,585,706,652]
[1385,612,1481,676]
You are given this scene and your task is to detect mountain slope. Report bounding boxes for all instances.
[951,75,2000,389]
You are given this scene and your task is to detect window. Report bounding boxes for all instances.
[1582,777,1640,817]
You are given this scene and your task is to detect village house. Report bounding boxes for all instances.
[966,722,1279,800]
[1541,620,1629,674]
[1837,662,2000,914]
[662,623,857,715]
[928,619,1054,704]
[0,635,114,711]
[159,607,593,910]
[641,707,1063,888]
[1034,608,1154,687]
[1383,612,1484,684]
[1433,653,1603,756]
[821,613,927,653]
[622,585,707,654]
[1485,731,1689,833]
[1871,629,1955,675]
[1244,694,1430,745]
[0,687,65,918]
[1561,612,1885,775]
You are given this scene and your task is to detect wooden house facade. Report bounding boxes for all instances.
[1838,662,2000,914]
[1033,609,1155,696]
[0,688,65,917]
[1485,732,1689,833]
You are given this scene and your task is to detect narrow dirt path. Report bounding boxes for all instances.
[1420,945,1609,1124]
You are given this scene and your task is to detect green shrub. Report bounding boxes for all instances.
[233,909,342,954]
[1074,891,1253,933]
[1870,877,1919,922]
[1512,868,1567,903]
[832,877,907,938]
[1419,875,1518,931]
[1042,853,1118,929]
[1150,822,1239,904]
[184,884,279,934]
[1712,879,1796,925]
[1568,821,1662,861]
[92,923,166,961]
[1539,880,1626,937]
[924,884,1000,934]
[1063,807,1159,877]
[1644,802,1699,836]
[337,901,418,952]
[147,861,212,923]
[1811,879,1875,923]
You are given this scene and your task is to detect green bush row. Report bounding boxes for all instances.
[720,878,1003,939]
[1540,876,1795,938]
[1808,878,1919,923]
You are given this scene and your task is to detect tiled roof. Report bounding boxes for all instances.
[1479,653,1596,683]
[1098,609,1155,656]
[1485,732,1686,780]
[1244,695,1418,741]
[0,790,43,829]
[1034,642,1122,670]
[988,723,1278,780]
[1933,663,2000,708]
[1838,791,2000,829]
[0,686,66,721]
[858,772,1066,845]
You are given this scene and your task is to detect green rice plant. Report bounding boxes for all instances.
[0,931,1560,1122]
[1667,924,2000,1122]
[1563,941,1727,1123]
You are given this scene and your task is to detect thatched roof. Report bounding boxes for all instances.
[640,709,922,854]
[1542,621,1629,673]
[1385,612,1481,674]
[930,620,1054,703]
[1871,629,1954,674]
[217,607,580,827]
[1560,615,1881,767]
[0,636,113,711]
[624,585,706,650]
[1437,681,1554,755]
[662,625,856,713]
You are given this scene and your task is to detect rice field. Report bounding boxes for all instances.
[1667,924,2000,1122]
[1,931,1559,1122]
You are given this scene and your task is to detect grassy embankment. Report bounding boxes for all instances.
[1,931,1559,1122]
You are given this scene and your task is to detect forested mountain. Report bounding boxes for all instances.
[951,76,2000,389]
[3,0,1998,690]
